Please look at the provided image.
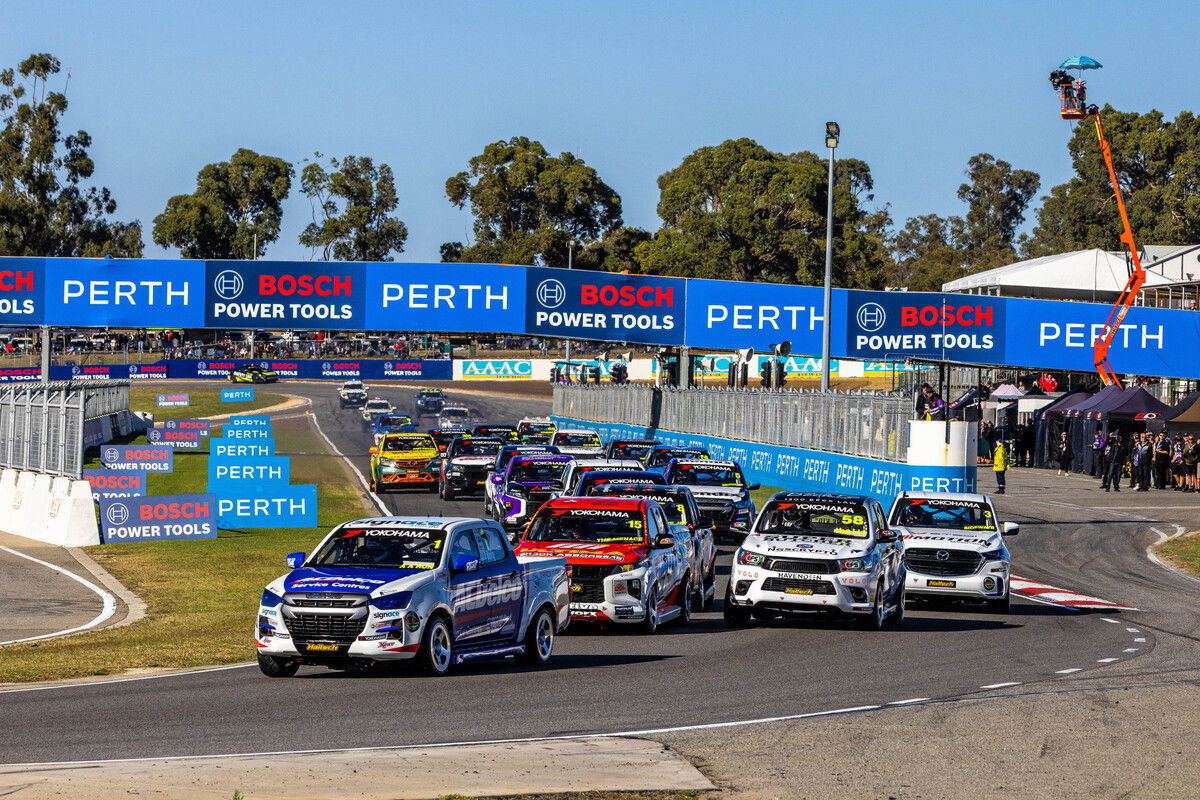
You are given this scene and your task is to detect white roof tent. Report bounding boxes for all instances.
[942,249,1174,301]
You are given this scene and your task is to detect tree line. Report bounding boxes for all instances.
[3,52,1199,292]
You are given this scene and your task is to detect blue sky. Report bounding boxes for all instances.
[4,1,1195,262]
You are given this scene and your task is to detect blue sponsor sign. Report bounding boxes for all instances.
[126,363,169,380]
[364,262,525,333]
[222,387,255,402]
[525,267,686,346]
[0,256,45,325]
[163,418,210,436]
[211,438,275,458]
[83,469,147,502]
[461,359,534,379]
[218,427,272,440]
[0,366,43,382]
[207,456,291,488]
[227,415,271,428]
[157,393,190,407]
[205,260,364,329]
[845,291,1005,363]
[147,427,202,450]
[215,484,317,528]
[45,258,205,327]
[685,279,835,353]
[99,493,217,543]
[101,444,174,473]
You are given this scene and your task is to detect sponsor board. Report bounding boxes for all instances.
[525,269,686,346]
[222,387,255,402]
[846,292,1004,362]
[218,427,271,440]
[205,261,363,329]
[126,363,168,380]
[227,415,272,429]
[156,393,190,408]
[210,439,275,458]
[162,418,210,436]
[99,493,216,542]
[83,468,147,502]
[46,258,205,327]
[365,262,525,333]
[0,366,42,382]
[101,444,174,473]
[0,257,42,324]
[146,427,202,450]
[215,484,317,528]
[207,456,291,487]
[460,359,534,379]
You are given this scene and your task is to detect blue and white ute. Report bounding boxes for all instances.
[256,516,569,677]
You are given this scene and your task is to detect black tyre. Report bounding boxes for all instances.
[640,586,659,634]
[369,476,379,493]
[257,653,299,678]
[673,575,693,627]
[702,559,716,610]
[416,615,453,676]
[516,607,556,666]
[442,483,456,501]
[886,581,906,627]
[985,593,1011,613]
[857,581,887,631]
[723,586,752,627]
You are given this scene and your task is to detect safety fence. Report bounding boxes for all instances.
[554,385,910,462]
[0,380,131,479]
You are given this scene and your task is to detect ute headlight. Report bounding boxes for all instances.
[447,468,463,477]
[618,560,647,573]
[980,547,1006,562]
[371,592,413,610]
[733,496,754,509]
[378,457,396,467]
[840,551,879,573]
[737,550,765,566]
[260,588,284,608]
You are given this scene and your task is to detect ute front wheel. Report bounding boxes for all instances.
[416,616,453,676]
[257,653,299,678]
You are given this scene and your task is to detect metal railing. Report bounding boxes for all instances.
[554,385,910,462]
[0,380,130,478]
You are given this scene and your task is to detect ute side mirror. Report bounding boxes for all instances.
[452,554,479,573]
[654,533,675,549]
[369,446,379,454]
[876,530,900,544]
[1002,521,1020,536]
[286,552,306,568]
[746,482,761,491]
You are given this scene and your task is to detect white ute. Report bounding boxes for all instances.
[887,491,1018,612]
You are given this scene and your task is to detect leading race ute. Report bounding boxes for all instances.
[256,516,569,677]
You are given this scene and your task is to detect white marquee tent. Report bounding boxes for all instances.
[942,249,1175,300]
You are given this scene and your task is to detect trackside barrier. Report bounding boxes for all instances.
[550,416,975,504]
[0,468,100,546]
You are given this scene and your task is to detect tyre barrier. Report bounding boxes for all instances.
[0,468,100,547]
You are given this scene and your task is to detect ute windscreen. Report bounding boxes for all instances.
[669,463,744,487]
[311,528,444,569]
[526,510,647,544]
[890,499,996,531]
[558,433,600,447]
[756,500,870,538]
[511,460,568,482]
[380,435,434,452]
[453,439,503,457]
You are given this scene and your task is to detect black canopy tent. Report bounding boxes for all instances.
[1033,389,1089,467]
[1066,386,1128,473]
[1165,391,1200,432]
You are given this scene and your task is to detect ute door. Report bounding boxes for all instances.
[473,526,524,642]
[871,500,901,592]
[448,529,491,645]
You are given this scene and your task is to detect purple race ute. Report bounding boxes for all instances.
[495,454,574,535]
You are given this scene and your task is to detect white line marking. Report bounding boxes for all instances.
[1134,637,1146,642]
[1126,628,1141,633]
[1055,668,1083,674]
[0,704,885,767]
[306,409,389,515]
[0,546,117,646]
[1101,618,1120,623]
[979,682,1021,689]
[1123,648,1140,653]
[887,698,930,705]
[1097,658,1120,663]
[0,663,255,694]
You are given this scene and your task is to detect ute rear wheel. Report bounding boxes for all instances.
[517,607,556,666]
[257,653,299,678]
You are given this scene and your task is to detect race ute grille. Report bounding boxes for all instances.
[761,577,836,594]
[286,613,368,642]
[289,598,359,608]
[526,490,554,511]
[765,557,838,574]
[697,502,734,526]
[570,564,615,604]
[903,548,982,577]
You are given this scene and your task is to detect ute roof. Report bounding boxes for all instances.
[509,453,574,463]
[542,496,647,511]
[673,458,737,468]
[381,431,433,439]
[766,491,874,504]
[893,490,991,504]
[339,516,477,529]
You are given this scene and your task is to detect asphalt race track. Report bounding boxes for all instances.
[1,382,1194,766]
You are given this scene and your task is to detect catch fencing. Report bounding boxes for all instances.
[554,385,910,462]
[0,380,130,479]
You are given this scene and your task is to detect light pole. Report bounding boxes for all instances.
[565,238,577,375]
[820,122,839,392]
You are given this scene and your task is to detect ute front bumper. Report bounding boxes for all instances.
[728,563,882,615]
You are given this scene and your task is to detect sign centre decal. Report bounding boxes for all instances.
[525,269,686,346]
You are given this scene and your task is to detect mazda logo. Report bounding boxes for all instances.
[105,503,129,526]
[535,279,567,309]
[213,270,244,300]
[936,550,950,561]
[857,302,886,332]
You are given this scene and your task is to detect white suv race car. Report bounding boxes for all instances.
[550,429,604,456]
[887,491,1018,612]
[726,492,905,630]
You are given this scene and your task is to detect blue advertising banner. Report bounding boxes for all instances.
[0,366,42,382]
[845,291,1006,363]
[45,258,205,327]
[460,359,535,379]
[525,267,687,346]
[364,262,525,333]
[99,493,217,543]
[227,415,271,428]
[157,393,190,407]
[205,260,364,329]
[147,427,202,449]
[83,469,147,502]
[101,444,174,472]
[211,439,275,458]
[162,418,210,436]
[217,427,271,440]
[215,484,317,528]
[207,456,291,488]
[0,257,44,325]
[222,387,255,402]
[685,279,837,354]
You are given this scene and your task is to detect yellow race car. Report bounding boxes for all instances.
[368,433,440,493]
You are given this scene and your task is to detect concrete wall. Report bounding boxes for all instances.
[0,468,100,547]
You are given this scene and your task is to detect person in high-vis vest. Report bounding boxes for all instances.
[993,440,1008,495]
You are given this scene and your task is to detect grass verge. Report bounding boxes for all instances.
[750,485,785,508]
[129,384,284,420]
[0,414,371,683]
[1158,530,1200,579]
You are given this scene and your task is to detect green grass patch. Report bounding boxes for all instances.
[1159,531,1200,579]
[129,385,285,421]
[750,485,785,507]
[0,416,373,683]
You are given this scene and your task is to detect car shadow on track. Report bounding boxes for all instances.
[296,652,677,680]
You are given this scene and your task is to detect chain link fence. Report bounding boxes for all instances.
[554,385,910,462]
[0,380,130,478]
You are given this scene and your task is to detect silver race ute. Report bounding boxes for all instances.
[887,491,1019,612]
[256,516,569,677]
[725,492,905,630]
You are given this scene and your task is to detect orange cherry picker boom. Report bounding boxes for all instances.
[1051,57,1145,386]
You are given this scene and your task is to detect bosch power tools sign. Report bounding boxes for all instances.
[845,293,1005,362]
[525,269,686,345]
[205,261,364,329]
[99,494,217,542]
[0,258,41,324]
